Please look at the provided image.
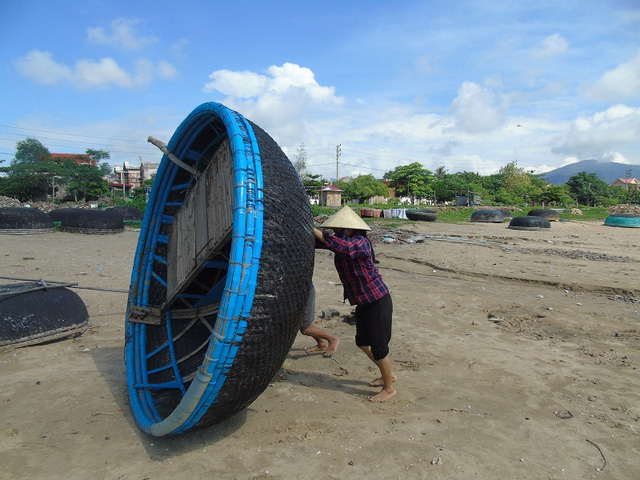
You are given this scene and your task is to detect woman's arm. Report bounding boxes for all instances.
[313,227,326,244]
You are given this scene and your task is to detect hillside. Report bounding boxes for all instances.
[540,159,640,185]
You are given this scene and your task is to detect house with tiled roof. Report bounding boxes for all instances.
[611,177,640,191]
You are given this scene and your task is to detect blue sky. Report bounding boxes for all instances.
[1,0,639,181]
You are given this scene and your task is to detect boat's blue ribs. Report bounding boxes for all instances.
[194,275,227,307]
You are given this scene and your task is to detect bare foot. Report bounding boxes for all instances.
[370,387,396,403]
[324,337,340,356]
[305,344,327,354]
[369,374,397,387]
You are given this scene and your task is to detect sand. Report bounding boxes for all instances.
[0,219,638,479]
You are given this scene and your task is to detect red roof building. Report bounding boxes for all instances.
[611,177,640,191]
[50,153,97,166]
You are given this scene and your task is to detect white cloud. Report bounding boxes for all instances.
[204,63,340,104]
[204,69,267,98]
[203,63,344,143]
[551,104,640,161]
[86,18,157,50]
[169,39,189,60]
[448,82,509,133]
[74,57,132,87]
[15,49,177,89]
[14,50,72,85]
[531,33,569,58]
[586,49,640,102]
[157,60,178,79]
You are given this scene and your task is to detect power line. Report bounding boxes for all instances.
[0,124,150,145]
[340,161,389,173]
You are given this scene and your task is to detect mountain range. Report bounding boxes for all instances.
[540,160,640,185]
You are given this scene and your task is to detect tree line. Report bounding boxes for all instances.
[0,138,113,202]
[3,138,637,208]
[297,155,639,207]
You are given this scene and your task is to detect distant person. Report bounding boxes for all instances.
[300,283,340,356]
[314,206,396,403]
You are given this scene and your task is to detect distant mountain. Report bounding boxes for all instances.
[540,160,640,185]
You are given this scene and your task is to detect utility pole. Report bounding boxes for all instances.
[336,144,341,182]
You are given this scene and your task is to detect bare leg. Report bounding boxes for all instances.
[359,346,397,386]
[301,323,340,355]
[359,346,396,402]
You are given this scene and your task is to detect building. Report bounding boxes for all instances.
[111,160,159,195]
[318,184,343,207]
[456,193,482,207]
[611,178,640,191]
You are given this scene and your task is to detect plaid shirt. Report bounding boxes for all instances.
[319,231,389,305]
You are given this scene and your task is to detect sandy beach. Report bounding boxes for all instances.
[1,219,638,479]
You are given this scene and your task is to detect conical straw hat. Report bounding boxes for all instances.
[319,206,371,231]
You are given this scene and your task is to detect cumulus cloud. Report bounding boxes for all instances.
[531,33,569,58]
[203,63,344,142]
[448,82,509,133]
[86,18,157,50]
[204,63,340,103]
[14,49,177,89]
[14,50,72,85]
[585,49,640,102]
[204,69,267,98]
[551,104,640,161]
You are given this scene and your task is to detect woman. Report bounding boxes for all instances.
[314,206,396,402]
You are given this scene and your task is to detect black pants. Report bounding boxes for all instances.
[355,293,393,361]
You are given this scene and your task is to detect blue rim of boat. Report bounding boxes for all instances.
[604,214,640,228]
[125,103,264,436]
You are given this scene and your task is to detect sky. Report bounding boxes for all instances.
[1,0,639,181]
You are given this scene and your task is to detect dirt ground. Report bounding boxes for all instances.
[0,219,638,479]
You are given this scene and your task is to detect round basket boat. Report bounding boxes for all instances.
[0,207,55,234]
[508,215,551,230]
[496,208,512,220]
[527,209,560,221]
[125,102,314,436]
[0,282,89,349]
[106,206,144,222]
[604,213,640,228]
[50,208,124,234]
[471,209,505,223]
[406,209,437,222]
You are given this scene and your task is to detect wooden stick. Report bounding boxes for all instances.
[585,439,606,471]
[148,136,198,176]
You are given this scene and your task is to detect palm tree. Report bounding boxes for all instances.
[434,165,448,179]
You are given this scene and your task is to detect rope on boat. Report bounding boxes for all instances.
[0,275,129,293]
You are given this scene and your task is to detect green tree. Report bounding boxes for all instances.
[302,172,326,197]
[2,138,55,201]
[613,185,640,204]
[566,172,610,206]
[85,148,110,163]
[343,175,389,203]
[499,161,530,191]
[434,165,448,179]
[530,184,569,207]
[383,162,434,201]
[64,163,109,201]
[14,137,51,164]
